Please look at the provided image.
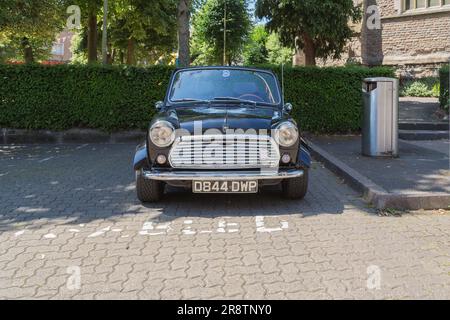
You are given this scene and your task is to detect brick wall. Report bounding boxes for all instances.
[310,0,450,78]
[377,0,450,77]
[381,11,450,63]
[378,0,398,16]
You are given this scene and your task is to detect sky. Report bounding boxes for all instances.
[248,0,266,24]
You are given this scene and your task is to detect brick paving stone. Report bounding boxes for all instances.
[0,144,448,299]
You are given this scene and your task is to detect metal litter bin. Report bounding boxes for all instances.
[362,77,399,157]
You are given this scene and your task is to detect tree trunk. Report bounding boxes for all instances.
[302,33,316,66]
[177,0,190,67]
[87,9,98,63]
[119,50,124,64]
[22,38,34,64]
[126,38,135,65]
[110,48,116,65]
[107,51,113,65]
[24,46,34,64]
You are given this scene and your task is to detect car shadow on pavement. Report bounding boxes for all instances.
[0,144,368,232]
[135,162,370,223]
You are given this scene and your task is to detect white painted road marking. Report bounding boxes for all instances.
[88,226,111,238]
[14,230,25,237]
[26,216,291,242]
[38,157,54,163]
[256,216,289,233]
[137,217,289,236]
[140,221,172,236]
[76,144,89,150]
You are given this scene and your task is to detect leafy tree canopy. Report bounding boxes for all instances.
[243,24,292,66]
[192,0,251,65]
[266,33,292,65]
[72,0,178,65]
[0,0,69,62]
[242,24,268,65]
[256,0,361,65]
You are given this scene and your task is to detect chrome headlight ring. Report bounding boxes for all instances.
[149,120,176,148]
[275,122,299,148]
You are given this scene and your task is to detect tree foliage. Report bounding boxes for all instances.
[109,0,177,65]
[72,0,177,65]
[256,0,362,65]
[191,0,251,65]
[242,25,268,65]
[266,33,292,65]
[71,0,102,63]
[243,25,292,66]
[0,0,68,63]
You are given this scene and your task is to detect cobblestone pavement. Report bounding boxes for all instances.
[0,144,449,300]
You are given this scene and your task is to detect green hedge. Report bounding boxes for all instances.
[265,65,394,132]
[439,65,449,112]
[0,64,173,131]
[0,64,394,133]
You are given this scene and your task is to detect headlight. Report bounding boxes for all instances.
[149,121,175,147]
[275,122,299,147]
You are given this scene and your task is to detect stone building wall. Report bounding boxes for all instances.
[380,9,450,77]
[378,0,398,16]
[302,0,450,78]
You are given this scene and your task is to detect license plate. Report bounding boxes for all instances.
[193,180,258,194]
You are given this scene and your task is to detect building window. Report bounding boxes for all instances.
[51,43,64,55]
[404,0,450,11]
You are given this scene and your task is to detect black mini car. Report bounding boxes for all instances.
[133,67,311,202]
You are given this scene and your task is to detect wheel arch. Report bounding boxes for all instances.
[134,143,150,171]
[297,138,311,169]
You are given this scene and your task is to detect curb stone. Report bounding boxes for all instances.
[307,139,450,211]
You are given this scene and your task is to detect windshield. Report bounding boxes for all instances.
[169,69,281,105]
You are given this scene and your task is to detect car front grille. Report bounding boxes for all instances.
[169,134,280,169]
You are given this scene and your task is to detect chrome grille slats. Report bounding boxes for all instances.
[169,134,280,169]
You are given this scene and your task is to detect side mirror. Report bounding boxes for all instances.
[155,101,164,111]
[284,103,293,114]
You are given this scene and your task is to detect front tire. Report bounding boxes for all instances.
[136,170,164,203]
[282,170,309,200]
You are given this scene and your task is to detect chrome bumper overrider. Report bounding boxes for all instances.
[142,169,304,181]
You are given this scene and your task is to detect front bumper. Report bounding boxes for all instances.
[142,169,304,181]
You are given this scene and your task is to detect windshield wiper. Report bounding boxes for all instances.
[212,97,278,107]
[172,98,210,104]
[172,97,275,108]
[212,97,257,107]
